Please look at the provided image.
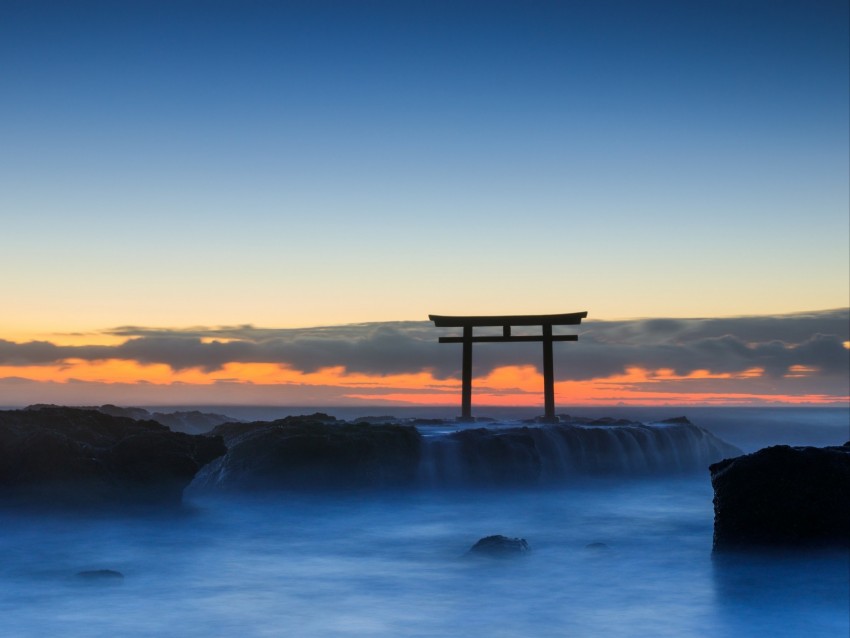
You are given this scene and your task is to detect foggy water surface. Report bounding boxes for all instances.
[1,408,848,637]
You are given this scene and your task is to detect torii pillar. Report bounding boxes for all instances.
[430,312,587,422]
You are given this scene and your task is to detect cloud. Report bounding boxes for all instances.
[1,309,848,384]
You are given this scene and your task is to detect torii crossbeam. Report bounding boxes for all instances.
[429,312,588,422]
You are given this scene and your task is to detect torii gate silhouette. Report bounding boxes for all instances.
[430,312,587,422]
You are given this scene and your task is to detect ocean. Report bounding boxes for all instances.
[1,407,848,637]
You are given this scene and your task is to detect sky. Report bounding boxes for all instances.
[1,0,848,408]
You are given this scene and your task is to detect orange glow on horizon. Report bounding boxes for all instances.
[0,359,846,407]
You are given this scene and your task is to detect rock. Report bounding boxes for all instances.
[449,428,542,486]
[410,418,447,426]
[85,404,153,421]
[656,416,692,425]
[0,407,226,507]
[77,569,124,580]
[149,410,238,435]
[435,421,740,485]
[193,415,741,491]
[191,418,421,491]
[588,417,637,426]
[27,404,239,435]
[585,542,609,550]
[467,535,530,557]
[353,415,398,424]
[710,443,850,550]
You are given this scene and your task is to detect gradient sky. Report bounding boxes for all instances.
[1,1,848,407]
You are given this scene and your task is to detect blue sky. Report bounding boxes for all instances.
[1,0,848,335]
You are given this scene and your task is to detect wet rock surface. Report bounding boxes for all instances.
[0,407,226,507]
[195,414,742,491]
[467,535,530,557]
[192,415,422,491]
[710,442,850,550]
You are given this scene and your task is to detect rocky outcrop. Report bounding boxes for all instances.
[0,407,226,507]
[191,415,421,491]
[26,404,239,435]
[192,415,741,492]
[710,443,850,550]
[467,535,530,558]
[419,419,741,487]
[147,410,238,435]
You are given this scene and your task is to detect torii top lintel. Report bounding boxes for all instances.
[428,311,587,328]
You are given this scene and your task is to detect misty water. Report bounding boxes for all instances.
[2,408,848,637]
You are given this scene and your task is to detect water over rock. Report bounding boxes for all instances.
[418,418,742,487]
[0,407,226,507]
[192,415,740,492]
[191,416,421,491]
[467,535,529,558]
[710,442,850,550]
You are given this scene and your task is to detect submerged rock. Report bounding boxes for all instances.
[467,535,530,557]
[710,443,850,551]
[0,407,226,507]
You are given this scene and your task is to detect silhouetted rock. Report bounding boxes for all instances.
[0,407,226,507]
[205,413,342,446]
[353,415,398,424]
[192,418,421,491]
[149,410,237,435]
[710,443,850,550]
[410,418,447,426]
[467,535,529,557]
[26,404,239,435]
[657,416,692,425]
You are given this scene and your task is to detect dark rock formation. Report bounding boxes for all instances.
[191,416,421,491]
[467,535,530,557]
[410,418,447,426]
[148,410,237,435]
[656,416,692,425]
[0,407,226,507]
[193,415,741,492]
[353,415,398,424]
[588,417,638,426]
[26,404,239,435]
[420,419,741,487]
[710,443,850,550]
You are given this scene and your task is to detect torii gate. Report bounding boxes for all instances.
[429,312,587,422]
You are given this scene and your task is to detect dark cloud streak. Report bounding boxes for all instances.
[2,310,847,383]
